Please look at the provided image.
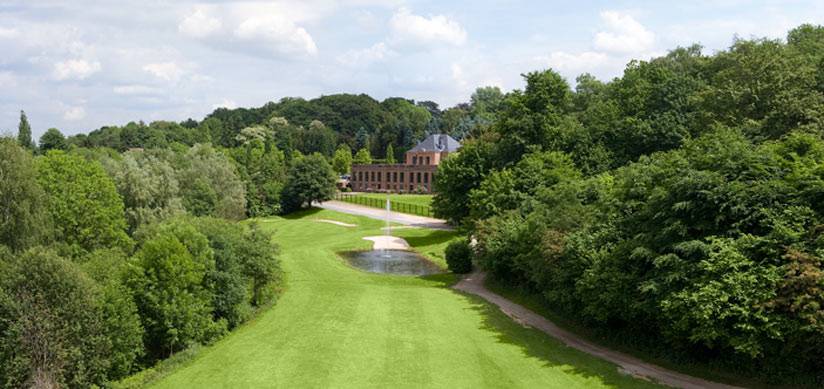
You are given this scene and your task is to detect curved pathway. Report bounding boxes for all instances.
[454,272,742,389]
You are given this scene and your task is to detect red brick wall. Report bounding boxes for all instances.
[350,164,438,193]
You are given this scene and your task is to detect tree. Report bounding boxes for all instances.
[16,111,33,150]
[127,222,222,359]
[38,128,66,152]
[353,147,372,165]
[111,151,185,233]
[297,120,337,157]
[81,249,144,380]
[36,151,131,255]
[281,153,337,213]
[432,140,496,225]
[385,144,396,164]
[178,144,246,220]
[332,144,352,175]
[0,138,50,251]
[0,248,110,388]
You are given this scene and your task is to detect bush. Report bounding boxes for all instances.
[445,240,473,274]
[0,248,110,388]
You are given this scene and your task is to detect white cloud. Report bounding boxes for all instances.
[451,63,467,87]
[593,11,655,54]
[0,27,18,39]
[212,99,237,110]
[234,16,318,56]
[389,7,467,47]
[63,105,86,121]
[143,61,183,81]
[179,7,222,38]
[337,42,394,66]
[53,59,101,80]
[0,71,16,87]
[542,51,609,72]
[113,84,162,95]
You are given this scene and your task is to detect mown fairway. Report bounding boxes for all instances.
[153,209,660,388]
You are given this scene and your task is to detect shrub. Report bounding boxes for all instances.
[0,248,110,388]
[445,240,473,274]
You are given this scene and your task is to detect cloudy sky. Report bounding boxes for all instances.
[1,0,823,137]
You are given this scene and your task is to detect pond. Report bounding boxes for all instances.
[341,250,443,276]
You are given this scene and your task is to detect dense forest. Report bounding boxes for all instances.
[434,24,824,385]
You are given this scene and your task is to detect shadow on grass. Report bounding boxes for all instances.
[281,207,323,219]
[455,291,663,388]
[401,229,458,247]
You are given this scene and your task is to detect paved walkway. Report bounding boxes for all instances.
[316,200,453,230]
[454,272,742,389]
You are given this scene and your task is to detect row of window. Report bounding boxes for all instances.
[355,170,430,184]
[355,183,429,192]
[410,155,431,165]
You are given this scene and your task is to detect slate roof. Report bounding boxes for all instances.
[409,134,461,152]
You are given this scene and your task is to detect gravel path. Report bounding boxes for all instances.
[454,271,743,389]
[316,200,452,230]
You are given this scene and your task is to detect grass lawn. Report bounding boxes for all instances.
[357,193,434,207]
[337,193,434,217]
[150,209,662,388]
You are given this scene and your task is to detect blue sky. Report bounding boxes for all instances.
[1,0,823,138]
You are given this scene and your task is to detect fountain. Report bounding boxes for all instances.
[341,194,442,276]
[381,195,391,258]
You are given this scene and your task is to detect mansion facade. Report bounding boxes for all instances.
[350,134,461,193]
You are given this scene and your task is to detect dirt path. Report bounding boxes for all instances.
[454,271,742,389]
[316,200,452,230]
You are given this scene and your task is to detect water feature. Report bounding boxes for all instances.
[341,195,443,276]
[341,250,443,276]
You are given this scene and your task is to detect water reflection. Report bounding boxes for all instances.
[341,250,443,276]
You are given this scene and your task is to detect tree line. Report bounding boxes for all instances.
[433,24,824,385]
[0,135,289,387]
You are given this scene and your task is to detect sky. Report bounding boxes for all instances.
[1,0,824,138]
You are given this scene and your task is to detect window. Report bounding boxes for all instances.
[409,185,413,191]
[358,171,363,181]
[400,172,405,182]
[393,172,398,182]
[425,157,430,165]
[377,172,381,181]
[412,156,417,165]
[371,171,375,181]
[417,172,421,183]
[424,172,428,183]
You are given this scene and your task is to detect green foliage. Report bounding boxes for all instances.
[385,144,396,164]
[475,128,824,382]
[432,140,496,225]
[332,144,352,175]
[298,120,337,157]
[16,110,33,150]
[36,150,131,255]
[190,218,281,325]
[82,249,144,380]
[111,151,184,233]
[178,144,246,220]
[353,147,372,165]
[38,128,66,151]
[127,221,224,360]
[0,138,50,251]
[281,153,337,213]
[445,240,473,274]
[0,248,110,388]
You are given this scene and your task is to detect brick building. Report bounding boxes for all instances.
[350,134,461,193]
